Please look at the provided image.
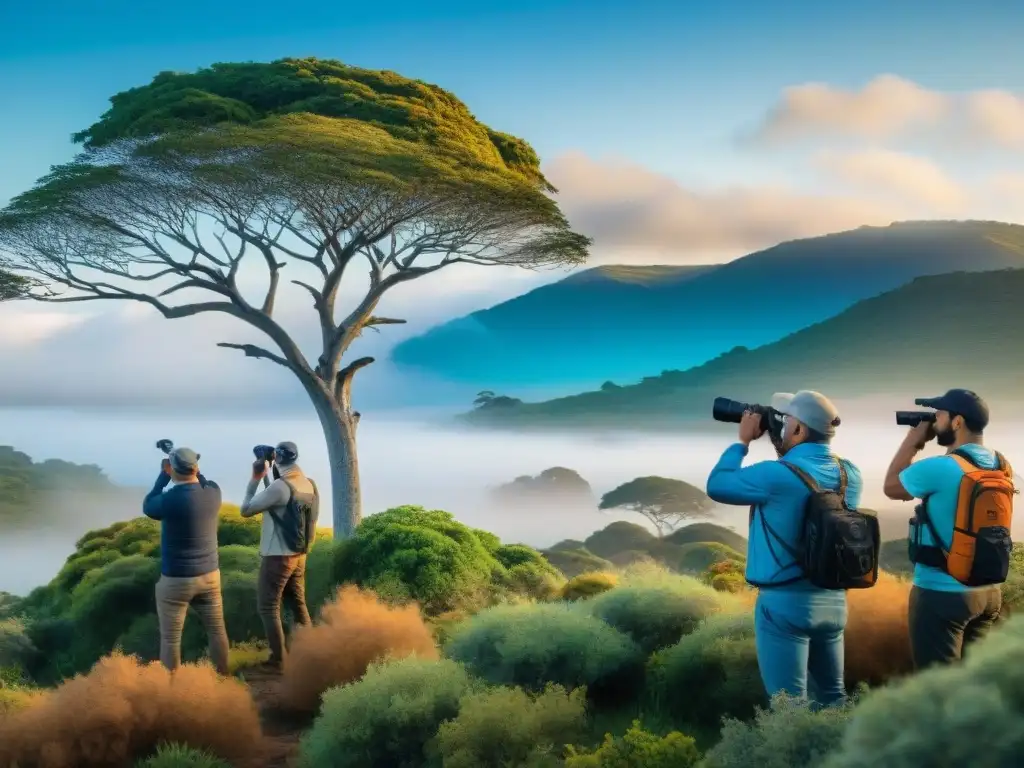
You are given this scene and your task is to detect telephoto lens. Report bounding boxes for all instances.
[895,411,936,428]
[156,439,174,454]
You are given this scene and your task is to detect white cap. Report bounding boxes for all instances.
[771,390,841,436]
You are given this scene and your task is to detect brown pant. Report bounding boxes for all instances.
[155,570,230,675]
[257,554,311,666]
[908,585,1001,670]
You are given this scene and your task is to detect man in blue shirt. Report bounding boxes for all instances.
[707,390,861,709]
[143,446,229,675]
[883,388,1007,670]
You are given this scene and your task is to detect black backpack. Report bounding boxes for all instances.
[267,478,320,554]
[753,459,880,590]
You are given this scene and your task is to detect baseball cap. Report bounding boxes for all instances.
[169,447,200,474]
[771,390,842,437]
[915,389,989,430]
[275,441,299,464]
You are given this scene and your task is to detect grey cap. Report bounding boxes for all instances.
[169,447,200,474]
[771,390,841,436]
[275,441,299,465]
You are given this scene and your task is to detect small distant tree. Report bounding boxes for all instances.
[493,466,593,501]
[599,476,715,537]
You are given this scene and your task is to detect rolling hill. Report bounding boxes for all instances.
[463,266,1024,429]
[391,220,1024,389]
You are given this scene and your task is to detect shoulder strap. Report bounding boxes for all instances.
[308,478,319,500]
[280,477,297,500]
[779,461,819,492]
[950,448,981,470]
[835,457,848,496]
[994,451,1014,479]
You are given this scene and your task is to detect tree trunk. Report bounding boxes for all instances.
[307,386,362,539]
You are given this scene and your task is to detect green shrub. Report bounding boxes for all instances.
[543,548,615,579]
[822,615,1024,768]
[0,592,21,619]
[135,742,231,768]
[436,684,587,768]
[216,505,262,547]
[445,602,643,701]
[332,505,507,614]
[304,531,337,616]
[647,613,765,729]
[586,572,724,654]
[216,544,260,574]
[298,656,475,768]
[700,694,853,768]
[701,560,747,594]
[561,572,618,601]
[0,618,38,672]
[565,720,701,768]
[677,543,743,574]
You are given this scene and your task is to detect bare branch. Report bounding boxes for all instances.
[216,342,291,369]
[334,355,374,405]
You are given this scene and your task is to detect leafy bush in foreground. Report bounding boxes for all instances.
[565,720,701,768]
[699,695,853,768]
[823,615,1024,768]
[298,656,475,768]
[445,602,643,700]
[647,613,765,729]
[586,571,726,654]
[135,742,230,767]
[0,617,38,673]
[436,684,587,768]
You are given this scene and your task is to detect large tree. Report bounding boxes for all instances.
[599,476,716,537]
[0,58,590,536]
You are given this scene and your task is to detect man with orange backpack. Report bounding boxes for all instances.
[883,389,1016,670]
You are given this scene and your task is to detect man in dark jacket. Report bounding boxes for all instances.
[143,446,229,675]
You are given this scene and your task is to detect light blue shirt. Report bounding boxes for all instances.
[706,441,862,603]
[899,443,1001,593]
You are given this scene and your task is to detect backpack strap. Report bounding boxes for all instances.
[779,461,820,492]
[950,448,1012,478]
[308,478,320,501]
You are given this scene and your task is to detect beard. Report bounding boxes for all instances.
[936,426,956,447]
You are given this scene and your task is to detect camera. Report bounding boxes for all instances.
[712,397,773,432]
[253,444,276,463]
[895,411,936,427]
[156,439,174,455]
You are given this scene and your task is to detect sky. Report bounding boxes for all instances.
[3,0,1024,411]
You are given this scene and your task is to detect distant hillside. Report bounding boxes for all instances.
[464,267,1024,429]
[392,220,1024,388]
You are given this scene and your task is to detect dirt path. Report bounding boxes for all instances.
[242,667,307,768]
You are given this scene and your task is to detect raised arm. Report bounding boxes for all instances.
[706,443,777,506]
[142,469,172,520]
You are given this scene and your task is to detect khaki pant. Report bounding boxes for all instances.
[155,569,230,675]
[257,554,311,666]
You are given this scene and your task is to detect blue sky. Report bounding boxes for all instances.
[3,0,1024,409]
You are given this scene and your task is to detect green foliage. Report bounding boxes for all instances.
[0,445,118,522]
[298,656,475,768]
[0,269,30,301]
[445,602,643,699]
[663,524,748,554]
[565,720,701,768]
[677,543,743,574]
[333,505,553,614]
[561,572,619,602]
[647,613,765,729]
[822,615,1024,768]
[135,742,231,768]
[0,591,22,619]
[700,695,853,768]
[543,547,615,579]
[586,572,726,655]
[0,618,39,674]
[436,684,587,768]
[492,467,594,503]
[701,560,747,594]
[998,542,1024,618]
[599,477,716,537]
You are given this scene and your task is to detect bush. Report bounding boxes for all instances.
[565,720,701,768]
[0,653,265,767]
[0,617,38,673]
[544,548,615,579]
[822,615,1024,768]
[277,584,439,714]
[215,544,261,574]
[647,613,765,729]
[135,742,230,768]
[445,602,643,701]
[332,506,507,614]
[700,694,853,768]
[586,572,725,654]
[701,560,746,593]
[561,572,618,601]
[436,684,587,768]
[298,656,475,768]
[677,542,743,574]
[215,504,262,547]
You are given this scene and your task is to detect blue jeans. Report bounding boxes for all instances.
[754,591,847,709]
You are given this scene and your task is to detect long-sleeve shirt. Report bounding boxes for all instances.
[706,441,862,598]
[143,473,222,577]
[239,463,315,556]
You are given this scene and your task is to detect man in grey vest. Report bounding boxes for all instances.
[239,441,319,670]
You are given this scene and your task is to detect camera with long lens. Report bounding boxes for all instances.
[253,444,276,464]
[156,439,174,455]
[712,397,773,432]
[895,411,936,427]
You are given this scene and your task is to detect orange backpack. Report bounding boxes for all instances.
[913,449,1017,586]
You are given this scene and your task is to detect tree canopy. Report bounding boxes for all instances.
[598,477,716,537]
[0,270,29,301]
[0,58,590,536]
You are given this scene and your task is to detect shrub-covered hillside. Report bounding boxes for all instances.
[2,504,1024,768]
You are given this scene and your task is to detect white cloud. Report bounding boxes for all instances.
[545,151,902,260]
[814,149,968,212]
[749,74,1024,149]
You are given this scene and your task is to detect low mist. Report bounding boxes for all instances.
[3,405,1023,595]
